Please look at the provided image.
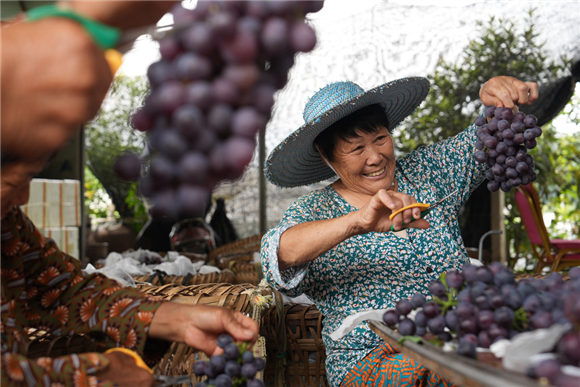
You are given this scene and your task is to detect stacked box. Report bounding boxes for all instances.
[21,178,82,259]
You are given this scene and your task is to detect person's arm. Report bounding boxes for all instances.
[58,1,177,31]
[277,189,429,271]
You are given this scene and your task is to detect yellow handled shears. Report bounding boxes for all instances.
[388,189,458,232]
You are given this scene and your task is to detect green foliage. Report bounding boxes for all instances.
[84,166,111,219]
[396,10,568,154]
[84,75,149,230]
[394,9,578,269]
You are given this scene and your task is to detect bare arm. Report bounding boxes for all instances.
[278,189,430,271]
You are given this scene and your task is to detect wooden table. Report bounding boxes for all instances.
[369,321,543,387]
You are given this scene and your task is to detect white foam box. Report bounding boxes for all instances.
[41,227,80,260]
[28,179,81,227]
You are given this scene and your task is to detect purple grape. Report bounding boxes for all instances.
[569,267,580,280]
[208,104,234,137]
[193,360,208,376]
[215,374,233,387]
[484,105,496,118]
[456,341,477,359]
[415,326,427,336]
[223,342,240,360]
[217,333,234,349]
[438,332,452,342]
[502,128,514,139]
[475,295,491,310]
[427,315,445,334]
[175,52,212,81]
[478,331,491,348]
[423,302,440,318]
[488,117,499,131]
[505,156,517,168]
[261,17,289,55]
[497,119,510,131]
[445,270,464,289]
[212,78,240,105]
[457,289,473,303]
[382,310,399,326]
[177,185,209,217]
[223,136,256,175]
[460,333,478,346]
[524,294,541,313]
[221,29,259,64]
[410,293,426,308]
[462,264,478,283]
[241,362,258,379]
[558,331,580,364]
[513,133,525,144]
[476,267,493,284]
[151,81,186,114]
[247,380,266,387]
[496,142,508,154]
[488,323,508,341]
[181,23,215,55]
[507,291,523,310]
[242,350,254,364]
[147,60,175,88]
[460,316,478,334]
[254,357,266,371]
[186,81,214,111]
[444,310,459,331]
[398,318,416,336]
[474,115,487,126]
[524,139,537,149]
[414,311,427,327]
[208,11,236,39]
[534,359,562,384]
[487,180,500,192]
[209,355,226,374]
[224,360,241,377]
[429,280,447,297]
[224,64,260,92]
[474,150,488,163]
[114,153,142,181]
[232,107,266,138]
[488,148,499,158]
[173,104,204,139]
[490,294,506,309]
[530,310,553,329]
[523,129,536,141]
[482,136,498,149]
[524,114,537,128]
[290,21,317,52]
[396,300,414,317]
[494,306,514,327]
[515,162,529,174]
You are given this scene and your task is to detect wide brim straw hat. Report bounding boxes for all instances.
[265,77,431,188]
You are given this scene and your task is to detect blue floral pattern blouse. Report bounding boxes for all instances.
[261,123,487,386]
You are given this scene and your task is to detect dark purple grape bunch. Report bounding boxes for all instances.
[473,106,541,192]
[527,328,580,387]
[192,333,266,387]
[119,1,324,220]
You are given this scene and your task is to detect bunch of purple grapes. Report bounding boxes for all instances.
[382,264,580,370]
[192,333,266,387]
[473,105,542,192]
[114,1,323,220]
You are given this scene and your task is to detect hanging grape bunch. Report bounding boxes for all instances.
[192,333,266,387]
[382,264,580,386]
[473,106,542,193]
[114,1,324,220]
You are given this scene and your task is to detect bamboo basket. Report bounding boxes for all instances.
[209,234,263,263]
[137,283,273,383]
[261,303,328,387]
[132,269,235,286]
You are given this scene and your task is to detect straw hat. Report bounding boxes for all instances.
[265,77,431,188]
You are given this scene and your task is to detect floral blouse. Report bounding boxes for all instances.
[261,123,487,386]
[1,207,164,387]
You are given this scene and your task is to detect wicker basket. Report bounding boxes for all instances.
[132,269,235,286]
[261,303,328,387]
[137,283,273,383]
[209,234,263,263]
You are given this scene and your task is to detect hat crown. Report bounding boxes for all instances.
[303,81,365,123]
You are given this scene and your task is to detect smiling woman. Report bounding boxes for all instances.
[260,75,538,386]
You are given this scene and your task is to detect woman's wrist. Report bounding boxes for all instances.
[148,302,187,343]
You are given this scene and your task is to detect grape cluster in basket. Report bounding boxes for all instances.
[114,1,323,219]
[473,106,542,192]
[192,333,265,387]
[382,264,580,387]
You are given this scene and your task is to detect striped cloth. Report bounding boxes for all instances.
[341,342,455,387]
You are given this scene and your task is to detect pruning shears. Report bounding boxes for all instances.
[388,189,458,232]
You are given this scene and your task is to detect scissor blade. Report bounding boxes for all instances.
[427,189,458,211]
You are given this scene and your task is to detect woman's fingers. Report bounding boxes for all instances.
[480,76,539,109]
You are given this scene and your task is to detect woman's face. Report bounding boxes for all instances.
[329,126,397,196]
[1,160,46,219]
